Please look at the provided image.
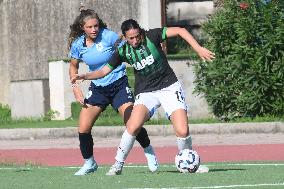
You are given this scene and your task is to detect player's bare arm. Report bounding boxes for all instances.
[69,58,84,105]
[71,65,112,83]
[166,27,215,62]
[69,58,80,83]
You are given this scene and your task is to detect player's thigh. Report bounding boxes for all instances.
[78,105,103,133]
[118,102,133,124]
[159,81,188,119]
[134,92,161,118]
[126,104,150,135]
[158,82,189,137]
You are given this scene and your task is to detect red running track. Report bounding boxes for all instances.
[0,144,284,166]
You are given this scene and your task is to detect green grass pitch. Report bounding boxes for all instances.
[0,162,284,189]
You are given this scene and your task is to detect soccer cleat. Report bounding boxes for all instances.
[144,145,159,172]
[106,161,124,176]
[196,165,209,173]
[74,161,98,176]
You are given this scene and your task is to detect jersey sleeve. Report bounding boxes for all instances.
[69,41,81,60]
[146,27,167,45]
[107,50,123,69]
[105,29,119,46]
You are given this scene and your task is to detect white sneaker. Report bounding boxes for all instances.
[144,145,159,172]
[196,165,209,173]
[106,161,124,176]
[74,162,98,176]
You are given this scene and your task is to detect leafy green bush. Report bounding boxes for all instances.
[0,104,11,124]
[43,110,60,121]
[194,0,284,119]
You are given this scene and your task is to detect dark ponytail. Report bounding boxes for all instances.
[121,19,145,38]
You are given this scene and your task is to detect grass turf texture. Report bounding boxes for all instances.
[0,162,284,189]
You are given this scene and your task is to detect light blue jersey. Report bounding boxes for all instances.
[69,28,126,86]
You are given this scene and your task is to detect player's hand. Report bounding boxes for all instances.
[196,47,215,62]
[71,74,86,83]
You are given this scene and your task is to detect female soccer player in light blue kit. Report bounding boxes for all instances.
[72,19,215,175]
[68,9,158,175]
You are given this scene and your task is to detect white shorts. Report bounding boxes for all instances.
[134,81,188,119]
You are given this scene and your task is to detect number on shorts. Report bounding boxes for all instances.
[175,91,185,102]
[126,87,133,98]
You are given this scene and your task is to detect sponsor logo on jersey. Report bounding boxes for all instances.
[133,55,155,70]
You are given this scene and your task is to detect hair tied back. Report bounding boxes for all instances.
[79,5,86,12]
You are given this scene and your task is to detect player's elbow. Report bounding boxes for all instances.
[179,27,188,35]
[101,66,112,77]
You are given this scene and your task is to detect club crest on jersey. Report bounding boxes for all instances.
[139,45,146,54]
[96,42,104,52]
[133,54,155,70]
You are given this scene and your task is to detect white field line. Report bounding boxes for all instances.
[125,163,284,167]
[1,163,284,170]
[0,167,31,170]
[1,164,284,189]
[126,183,284,189]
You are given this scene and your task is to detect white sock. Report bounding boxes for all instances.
[177,135,192,151]
[84,155,95,166]
[115,130,136,163]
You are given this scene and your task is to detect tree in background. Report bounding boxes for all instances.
[194,0,284,120]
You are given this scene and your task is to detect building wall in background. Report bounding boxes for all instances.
[0,0,164,118]
[0,0,10,105]
[0,0,140,83]
[0,0,211,119]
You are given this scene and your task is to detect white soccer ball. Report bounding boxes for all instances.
[175,149,200,173]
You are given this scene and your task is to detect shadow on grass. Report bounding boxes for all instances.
[15,168,32,172]
[157,168,246,174]
[207,168,246,172]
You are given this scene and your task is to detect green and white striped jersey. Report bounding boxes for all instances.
[108,27,178,96]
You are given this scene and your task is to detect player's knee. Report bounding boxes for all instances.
[127,125,142,136]
[175,128,189,138]
[78,124,92,133]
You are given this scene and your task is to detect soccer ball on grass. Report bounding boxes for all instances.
[175,149,200,173]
